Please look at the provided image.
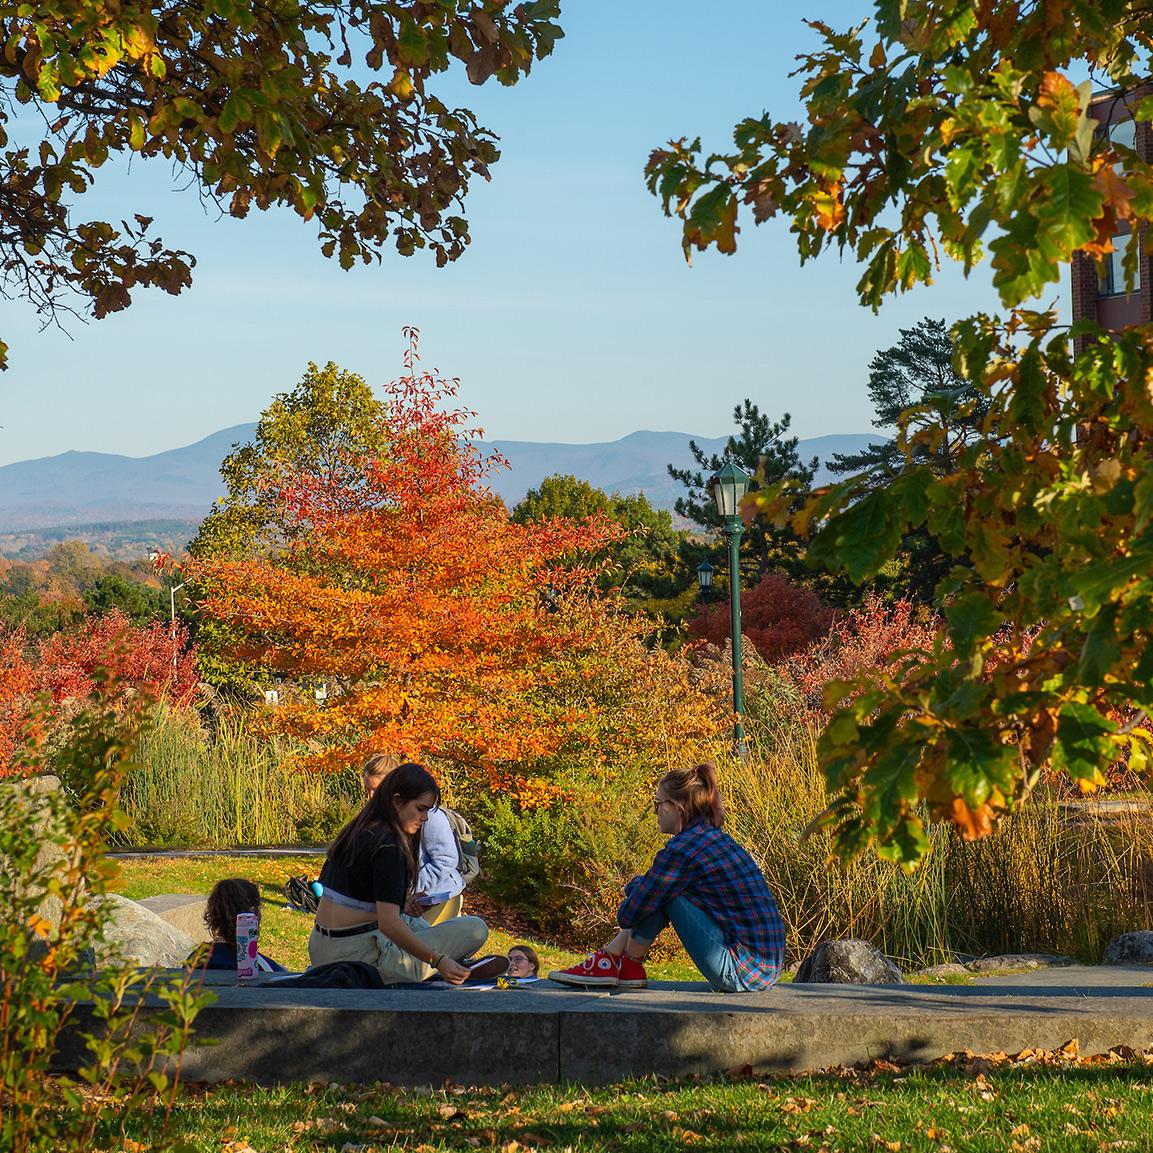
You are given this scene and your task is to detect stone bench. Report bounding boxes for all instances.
[53,968,1153,1087]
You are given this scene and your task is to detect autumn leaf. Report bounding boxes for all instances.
[812,181,846,231]
[949,796,995,841]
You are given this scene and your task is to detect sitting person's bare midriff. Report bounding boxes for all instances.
[315,892,378,931]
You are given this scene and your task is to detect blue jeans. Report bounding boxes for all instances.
[627,895,744,993]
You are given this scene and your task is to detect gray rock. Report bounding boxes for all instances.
[794,939,905,985]
[965,953,1075,973]
[4,774,68,933]
[138,894,211,942]
[1103,931,1153,965]
[95,894,197,968]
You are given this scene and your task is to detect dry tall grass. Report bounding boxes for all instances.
[118,706,363,847]
[718,726,1153,967]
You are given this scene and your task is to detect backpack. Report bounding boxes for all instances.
[443,806,482,886]
[284,874,320,915]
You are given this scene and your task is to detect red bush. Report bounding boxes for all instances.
[35,610,198,706]
[688,574,834,663]
[0,611,198,779]
[780,593,941,713]
[0,630,36,774]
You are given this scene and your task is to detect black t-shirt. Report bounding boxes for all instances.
[318,824,410,908]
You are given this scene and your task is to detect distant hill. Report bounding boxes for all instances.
[482,431,877,509]
[0,426,881,549]
[0,425,254,531]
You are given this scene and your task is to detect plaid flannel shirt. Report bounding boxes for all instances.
[617,820,786,990]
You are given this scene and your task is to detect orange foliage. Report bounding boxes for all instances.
[188,330,661,780]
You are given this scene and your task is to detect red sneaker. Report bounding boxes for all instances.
[548,949,621,987]
[616,954,648,989]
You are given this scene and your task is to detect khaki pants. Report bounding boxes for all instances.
[422,892,464,925]
[308,914,487,984]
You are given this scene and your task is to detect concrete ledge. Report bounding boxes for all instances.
[53,973,1153,1087]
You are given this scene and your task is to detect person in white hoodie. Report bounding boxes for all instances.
[361,753,464,925]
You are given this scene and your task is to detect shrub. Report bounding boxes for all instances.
[688,574,833,663]
[778,592,939,715]
[35,609,198,707]
[467,793,585,935]
[0,690,209,1153]
[0,611,199,781]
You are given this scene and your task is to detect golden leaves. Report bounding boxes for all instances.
[812,181,846,232]
[949,795,995,841]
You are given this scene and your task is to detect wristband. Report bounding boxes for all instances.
[428,952,443,968]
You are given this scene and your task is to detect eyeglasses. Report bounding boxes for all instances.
[652,798,671,813]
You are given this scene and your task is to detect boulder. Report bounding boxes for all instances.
[794,939,905,985]
[95,894,197,968]
[1103,930,1153,965]
[4,774,68,934]
[966,953,1075,973]
[137,894,211,942]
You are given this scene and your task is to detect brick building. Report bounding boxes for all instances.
[1071,87,1153,331]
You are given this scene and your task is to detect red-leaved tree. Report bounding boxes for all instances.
[689,573,834,663]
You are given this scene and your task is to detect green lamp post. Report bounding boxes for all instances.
[709,461,752,756]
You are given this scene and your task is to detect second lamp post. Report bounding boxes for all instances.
[709,461,752,757]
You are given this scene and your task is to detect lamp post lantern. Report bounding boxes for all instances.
[696,559,714,601]
[708,461,752,756]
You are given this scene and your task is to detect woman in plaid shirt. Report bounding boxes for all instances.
[549,762,786,992]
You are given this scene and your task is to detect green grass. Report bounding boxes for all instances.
[102,1061,1153,1151]
[108,855,700,980]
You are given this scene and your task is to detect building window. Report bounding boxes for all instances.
[1108,117,1137,153]
[1099,229,1141,296]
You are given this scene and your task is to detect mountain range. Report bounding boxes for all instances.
[0,426,879,533]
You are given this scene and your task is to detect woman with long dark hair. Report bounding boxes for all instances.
[548,762,785,992]
[308,762,488,984]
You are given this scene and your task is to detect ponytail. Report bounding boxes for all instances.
[658,762,724,829]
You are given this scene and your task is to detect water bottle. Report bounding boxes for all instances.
[235,912,260,981]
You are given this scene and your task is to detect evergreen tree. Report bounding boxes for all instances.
[667,401,815,579]
[827,318,989,480]
[827,319,990,603]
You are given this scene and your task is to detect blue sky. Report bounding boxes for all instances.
[0,0,1014,468]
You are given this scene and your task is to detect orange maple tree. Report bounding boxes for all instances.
[188,331,656,788]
